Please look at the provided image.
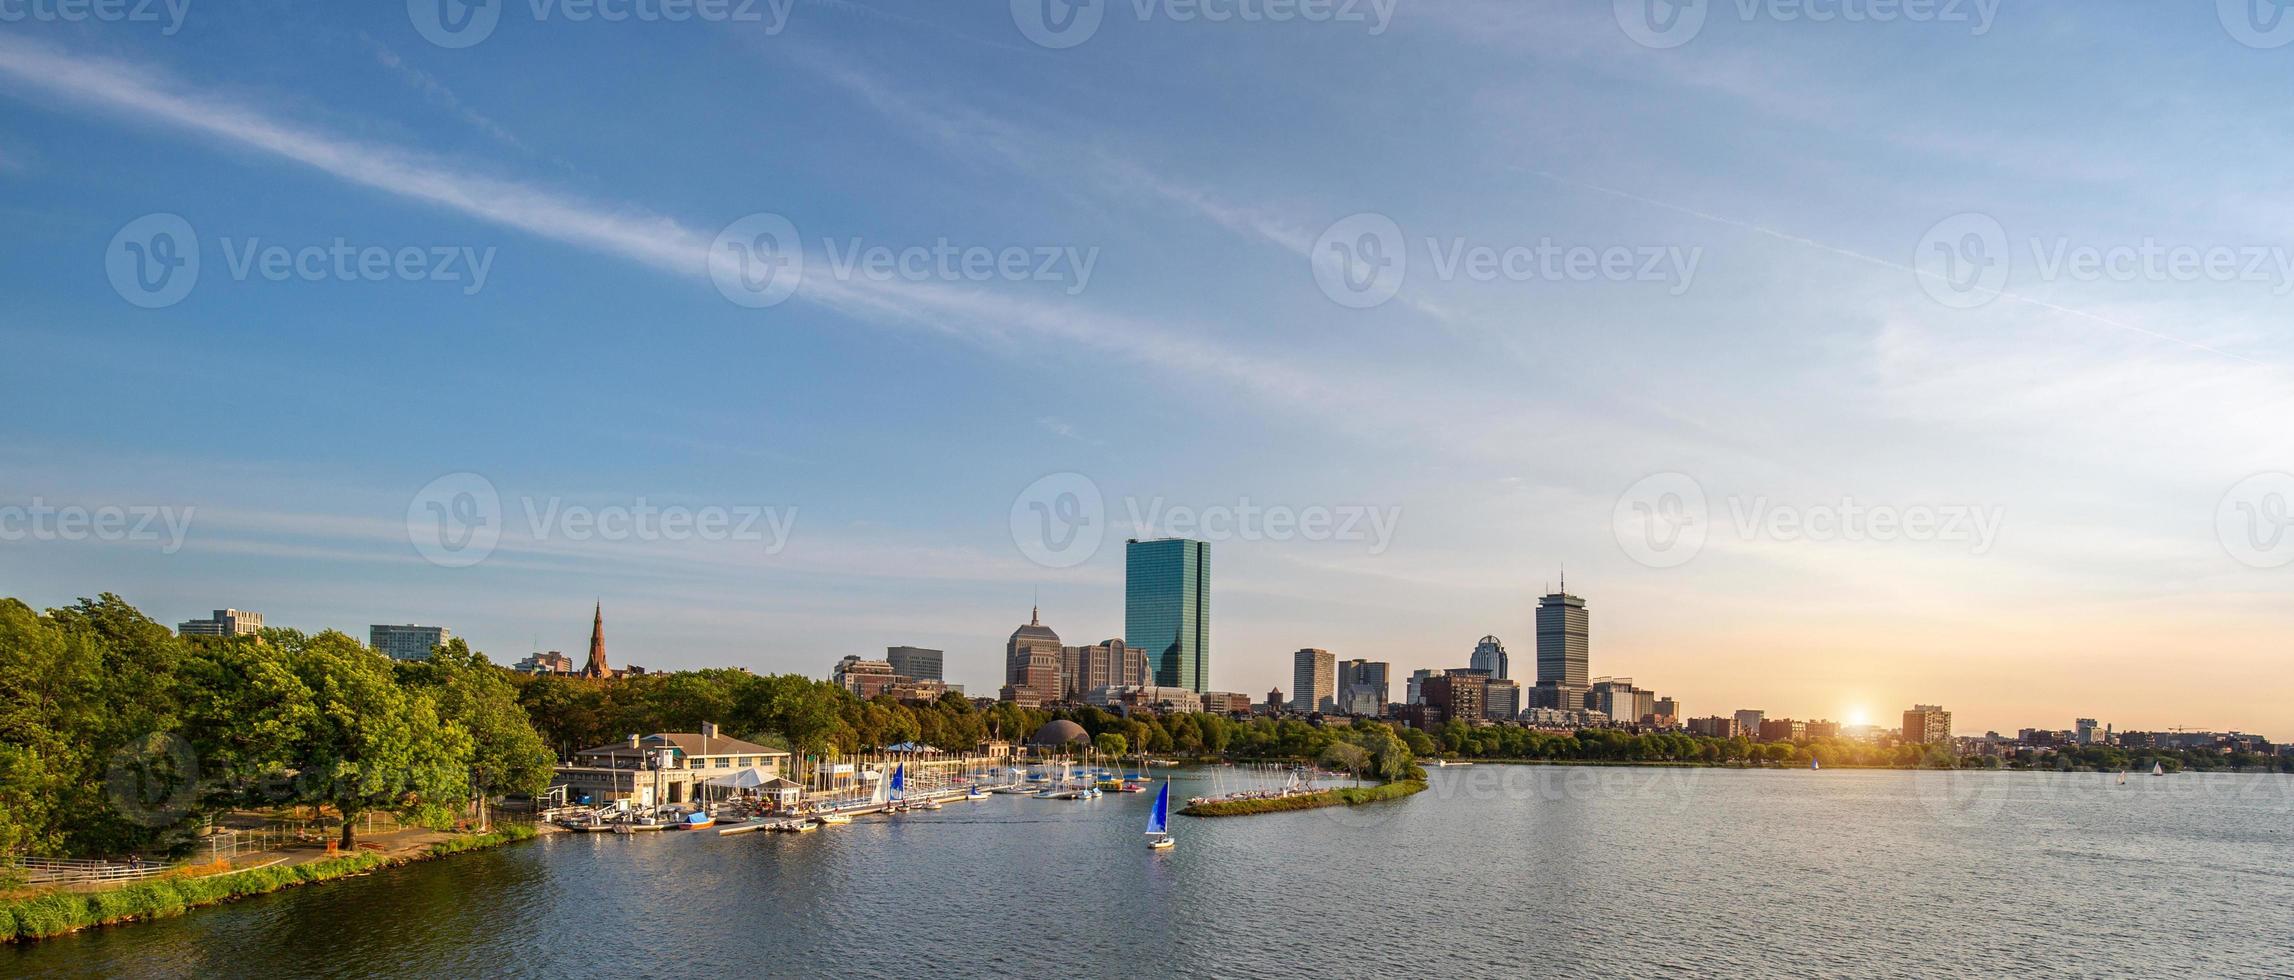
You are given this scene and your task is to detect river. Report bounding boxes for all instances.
[11,766,2292,978]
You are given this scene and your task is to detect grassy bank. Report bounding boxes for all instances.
[0,824,537,943]
[1180,779,1426,818]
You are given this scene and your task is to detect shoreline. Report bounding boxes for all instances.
[1,824,538,943]
[1179,780,1427,817]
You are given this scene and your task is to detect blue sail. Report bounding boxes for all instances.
[890,763,905,801]
[1145,781,1169,835]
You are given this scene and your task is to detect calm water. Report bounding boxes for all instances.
[13,766,2294,978]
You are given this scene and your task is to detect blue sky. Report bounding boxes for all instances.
[4,2,2293,735]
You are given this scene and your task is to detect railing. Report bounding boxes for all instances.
[11,856,178,885]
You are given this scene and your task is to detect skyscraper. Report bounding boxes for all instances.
[1292,648,1337,713]
[1001,607,1062,708]
[1534,584,1588,710]
[1470,634,1509,679]
[371,623,452,662]
[1126,538,1209,693]
[1339,659,1390,717]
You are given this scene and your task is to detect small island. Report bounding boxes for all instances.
[1179,776,1426,817]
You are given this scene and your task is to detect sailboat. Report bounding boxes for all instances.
[2117,770,2128,786]
[888,763,907,811]
[1145,778,1174,850]
[2152,761,2165,777]
[1810,757,1820,771]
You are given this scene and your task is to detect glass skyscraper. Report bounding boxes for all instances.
[1125,538,1209,693]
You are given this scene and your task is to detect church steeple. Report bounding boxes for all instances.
[582,602,609,678]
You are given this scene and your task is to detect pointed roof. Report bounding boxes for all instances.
[582,602,610,678]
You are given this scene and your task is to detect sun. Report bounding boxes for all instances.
[1847,708,1870,727]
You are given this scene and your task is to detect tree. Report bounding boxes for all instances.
[292,632,474,848]
[1093,732,1128,758]
[398,640,554,828]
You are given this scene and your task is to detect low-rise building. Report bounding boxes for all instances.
[550,724,792,807]
[514,651,576,674]
[178,608,264,637]
[371,623,452,661]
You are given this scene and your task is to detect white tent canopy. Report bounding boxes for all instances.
[704,766,776,790]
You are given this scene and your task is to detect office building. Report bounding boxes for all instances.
[177,608,263,637]
[1483,677,1521,721]
[1904,705,1953,745]
[370,623,451,662]
[1085,685,1203,714]
[1758,718,1806,742]
[1407,668,1437,706]
[885,646,944,683]
[1590,677,1653,725]
[1126,538,1210,693]
[1338,659,1391,717]
[1470,635,1509,680]
[1734,709,1766,738]
[1654,697,1680,727]
[1687,716,1738,738]
[1062,638,1148,700]
[835,656,899,697]
[1804,719,1840,739]
[2075,718,2103,745]
[1535,586,1588,711]
[1292,648,1337,713]
[1000,607,1062,708]
[1202,691,1255,714]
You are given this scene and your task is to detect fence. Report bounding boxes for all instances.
[10,856,178,885]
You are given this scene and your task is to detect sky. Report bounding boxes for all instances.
[3,1,2293,737]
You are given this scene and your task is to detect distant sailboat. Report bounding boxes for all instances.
[2152,762,2165,777]
[2117,770,2128,786]
[1145,779,1174,850]
[1810,758,1820,771]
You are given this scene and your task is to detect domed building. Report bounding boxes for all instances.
[1029,719,1089,748]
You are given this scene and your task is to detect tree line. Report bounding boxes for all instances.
[0,596,552,856]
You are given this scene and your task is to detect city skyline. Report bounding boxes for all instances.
[6,7,2294,736]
